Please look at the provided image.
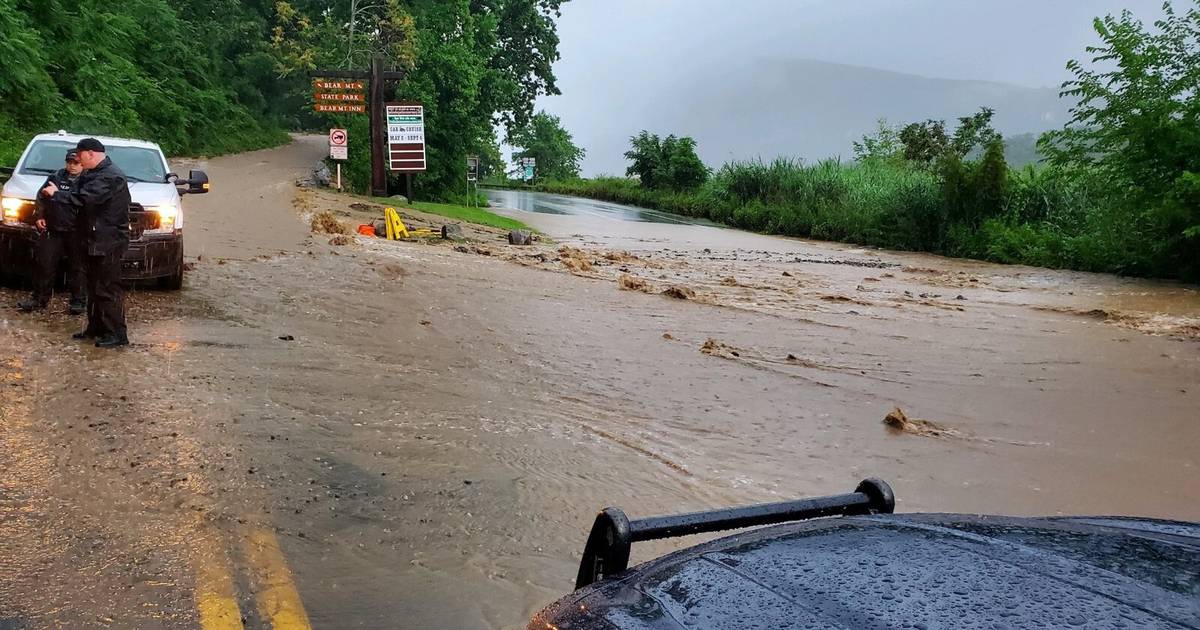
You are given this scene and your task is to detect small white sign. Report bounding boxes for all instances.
[329,128,348,146]
[330,145,348,160]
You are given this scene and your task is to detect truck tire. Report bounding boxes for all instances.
[158,264,184,290]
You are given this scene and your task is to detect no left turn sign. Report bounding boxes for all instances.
[329,129,348,146]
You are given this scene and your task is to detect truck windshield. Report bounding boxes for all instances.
[20,140,167,183]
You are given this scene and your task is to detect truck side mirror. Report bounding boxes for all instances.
[185,170,210,195]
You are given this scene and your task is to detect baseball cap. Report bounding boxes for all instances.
[65,149,79,162]
[75,138,106,153]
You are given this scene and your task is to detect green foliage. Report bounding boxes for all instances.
[1040,0,1200,279]
[508,111,585,180]
[941,138,1008,230]
[0,0,290,165]
[477,136,506,179]
[950,108,1002,158]
[898,119,949,165]
[1041,2,1199,196]
[852,119,904,164]
[898,107,999,167]
[624,131,710,191]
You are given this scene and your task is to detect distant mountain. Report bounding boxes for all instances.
[549,58,1072,176]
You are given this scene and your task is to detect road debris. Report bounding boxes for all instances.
[882,407,957,438]
[618,274,650,292]
[700,338,741,358]
[558,246,594,273]
[661,285,695,300]
[310,211,347,235]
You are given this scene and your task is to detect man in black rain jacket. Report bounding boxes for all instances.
[41,138,132,348]
[18,149,87,314]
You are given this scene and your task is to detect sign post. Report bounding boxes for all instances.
[466,156,480,207]
[328,129,348,190]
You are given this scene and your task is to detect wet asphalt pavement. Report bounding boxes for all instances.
[1,138,1199,629]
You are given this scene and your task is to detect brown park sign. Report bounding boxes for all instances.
[314,103,366,114]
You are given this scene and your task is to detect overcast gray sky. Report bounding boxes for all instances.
[528,0,1175,175]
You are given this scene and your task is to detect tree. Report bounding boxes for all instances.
[1040,1,1199,278]
[507,111,585,180]
[661,136,709,190]
[476,135,505,179]
[974,138,1009,222]
[899,107,999,167]
[625,131,665,187]
[950,108,1001,158]
[477,0,570,131]
[899,119,949,165]
[0,0,59,162]
[624,131,709,190]
[852,118,903,163]
[939,137,1009,237]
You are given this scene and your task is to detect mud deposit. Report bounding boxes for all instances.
[0,139,1197,630]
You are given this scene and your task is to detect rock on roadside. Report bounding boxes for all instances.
[508,230,534,246]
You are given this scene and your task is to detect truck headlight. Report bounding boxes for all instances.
[151,204,179,230]
[2,197,32,220]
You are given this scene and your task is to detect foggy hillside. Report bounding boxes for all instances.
[550,58,1071,176]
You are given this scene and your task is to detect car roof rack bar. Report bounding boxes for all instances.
[575,478,894,589]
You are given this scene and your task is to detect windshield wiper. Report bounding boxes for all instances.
[125,175,149,183]
[23,167,54,174]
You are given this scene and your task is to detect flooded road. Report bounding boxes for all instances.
[1,140,1198,629]
[485,188,718,225]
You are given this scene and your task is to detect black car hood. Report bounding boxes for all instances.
[533,514,1200,629]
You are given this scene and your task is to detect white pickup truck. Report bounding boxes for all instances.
[0,131,209,290]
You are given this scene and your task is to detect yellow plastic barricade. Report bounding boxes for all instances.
[384,207,408,240]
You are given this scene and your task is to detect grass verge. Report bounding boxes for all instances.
[369,197,530,232]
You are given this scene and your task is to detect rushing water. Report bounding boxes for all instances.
[484,187,719,226]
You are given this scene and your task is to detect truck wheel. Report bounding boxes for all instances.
[158,265,184,290]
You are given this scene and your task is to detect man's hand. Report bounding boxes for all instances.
[35,219,46,231]
[41,182,58,197]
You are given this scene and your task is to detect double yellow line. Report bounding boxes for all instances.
[193,524,312,630]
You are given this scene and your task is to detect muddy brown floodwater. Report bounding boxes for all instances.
[2,136,1198,629]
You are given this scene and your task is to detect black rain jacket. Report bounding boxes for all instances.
[50,156,131,256]
[32,168,82,232]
